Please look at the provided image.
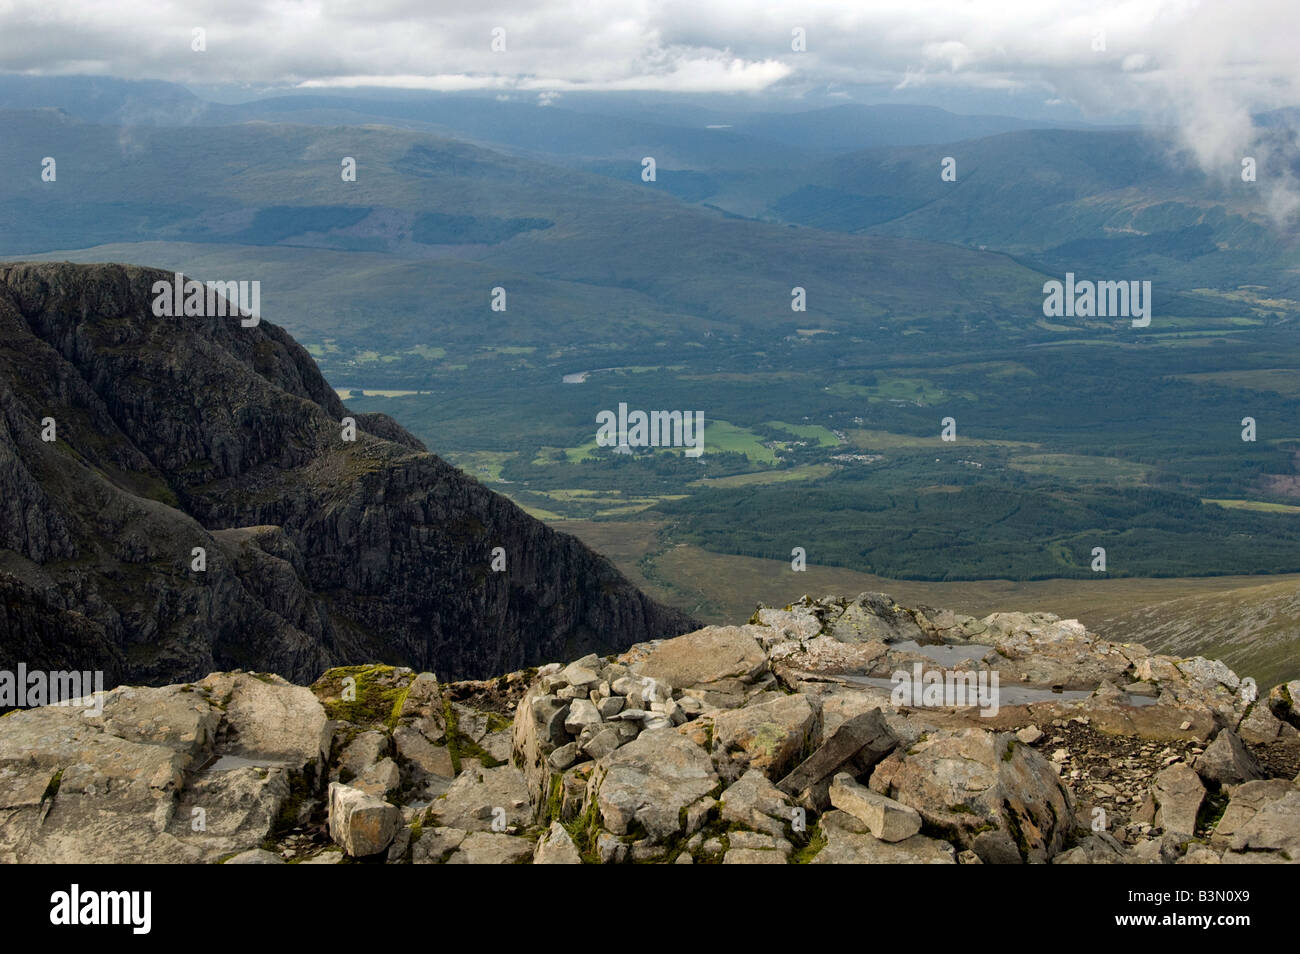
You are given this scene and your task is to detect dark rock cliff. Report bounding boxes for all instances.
[0,262,695,684]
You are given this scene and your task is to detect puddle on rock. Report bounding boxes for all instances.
[839,674,1158,707]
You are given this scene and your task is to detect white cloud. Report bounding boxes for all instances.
[1,0,1297,195]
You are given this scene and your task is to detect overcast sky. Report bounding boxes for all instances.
[1,1,1297,148]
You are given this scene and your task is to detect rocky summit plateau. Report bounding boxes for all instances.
[3,592,1297,865]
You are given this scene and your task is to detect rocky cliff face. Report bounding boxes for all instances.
[0,262,694,686]
[2,592,1296,864]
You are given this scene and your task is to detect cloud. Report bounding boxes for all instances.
[1,0,1298,211]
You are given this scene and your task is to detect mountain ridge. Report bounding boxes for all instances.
[0,260,694,686]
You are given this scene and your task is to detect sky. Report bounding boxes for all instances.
[0,1,1297,162]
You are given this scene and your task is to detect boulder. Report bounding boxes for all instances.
[224,848,285,864]
[1152,764,1205,837]
[533,821,583,864]
[410,826,467,864]
[1193,729,1266,786]
[777,708,896,806]
[1268,680,1300,729]
[589,729,719,841]
[395,672,446,738]
[393,726,455,780]
[711,692,816,779]
[631,625,767,690]
[564,699,603,735]
[1229,788,1300,859]
[723,847,788,864]
[829,773,922,842]
[1178,844,1224,864]
[1238,701,1299,744]
[328,782,401,857]
[338,730,389,780]
[720,769,795,838]
[1212,779,1296,844]
[353,757,401,799]
[512,687,571,809]
[1052,832,1127,864]
[875,729,1073,863]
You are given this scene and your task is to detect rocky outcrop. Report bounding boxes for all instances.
[1,592,1297,863]
[0,262,693,685]
[0,672,328,863]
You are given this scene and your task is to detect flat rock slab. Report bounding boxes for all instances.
[631,625,768,690]
[426,764,530,832]
[812,810,956,864]
[1213,780,1295,843]
[200,673,330,770]
[446,832,534,864]
[0,676,329,863]
[1230,788,1300,859]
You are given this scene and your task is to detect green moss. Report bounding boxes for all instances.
[41,769,63,804]
[545,773,565,824]
[316,665,409,727]
[436,698,503,769]
[562,797,603,864]
[457,736,504,768]
[387,681,413,731]
[790,823,827,864]
[440,699,463,774]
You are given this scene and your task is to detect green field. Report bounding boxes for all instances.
[1203,498,1300,513]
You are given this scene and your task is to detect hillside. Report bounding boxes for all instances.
[0,261,693,686]
[761,128,1300,293]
